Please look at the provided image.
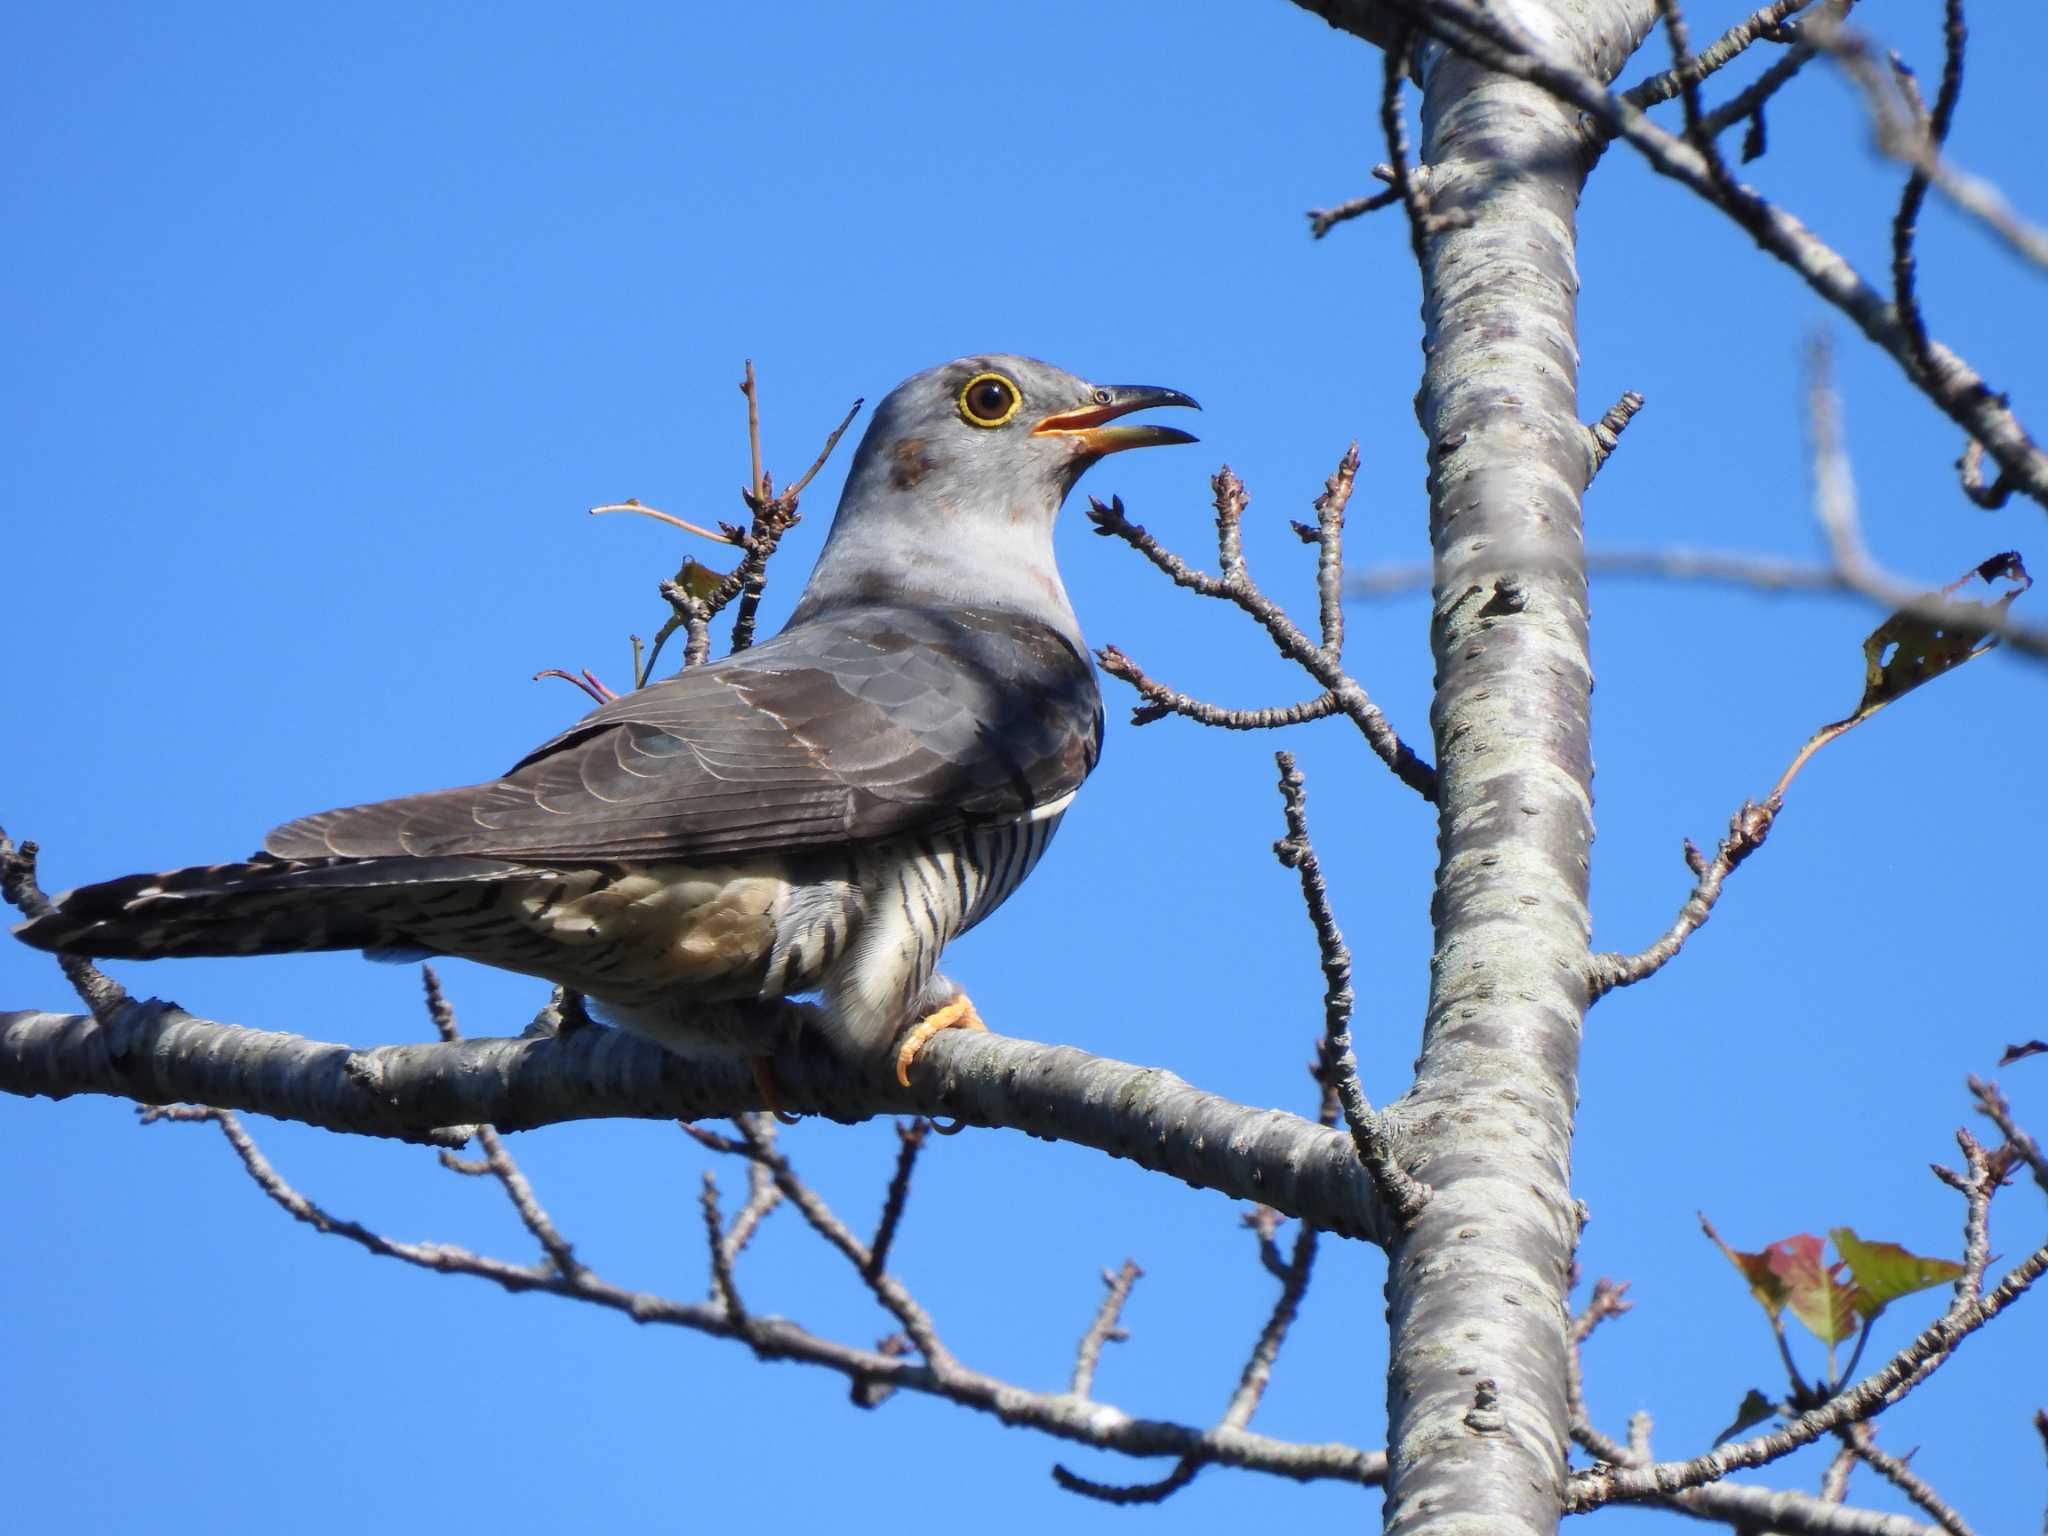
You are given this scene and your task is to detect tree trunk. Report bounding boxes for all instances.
[1367,3,1657,1532]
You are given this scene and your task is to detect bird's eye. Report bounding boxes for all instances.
[1092,388,1113,406]
[958,372,1021,428]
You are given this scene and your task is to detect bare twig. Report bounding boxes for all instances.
[721,1117,784,1260]
[1307,187,1400,238]
[1309,444,1355,654]
[865,1117,929,1279]
[1968,1076,2048,1194]
[1890,0,1970,378]
[1809,12,2048,274]
[700,1171,751,1334]
[1344,0,2048,508]
[1587,797,1776,998]
[728,1113,950,1366]
[1842,1424,1976,1536]
[1273,753,1430,1225]
[1586,390,1646,479]
[614,368,860,683]
[1069,1260,1142,1399]
[1566,1277,1638,1467]
[1820,1439,1859,1503]
[1090,471,1437,800]
[1957,440,2014,511]
[0,827,126,1020]
[1060,1207,1324,1505]
[144,1103,1372,1487]
[1095,645,1341,731]
[1623,0,1813,113]
[1696,1,1855,147]
[588,501,733,545]
[1380,30,1431,269]
[1653,0,1732,186]
[419,967,583,1279]
[531,667,619,705]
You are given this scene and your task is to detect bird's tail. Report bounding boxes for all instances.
[12,855,546,961]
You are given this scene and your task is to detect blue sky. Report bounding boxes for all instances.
[4,3,2045,1531]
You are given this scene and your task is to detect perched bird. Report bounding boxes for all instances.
[17,355,1196,1086]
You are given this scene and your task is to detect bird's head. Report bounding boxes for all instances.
[793,355,1198,636]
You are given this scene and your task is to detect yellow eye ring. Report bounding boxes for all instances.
[958,371,1021,429]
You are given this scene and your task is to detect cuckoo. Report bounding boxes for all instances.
[16,355,1197,1087]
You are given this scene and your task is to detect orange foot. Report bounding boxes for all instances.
[749,1055,802,1126]
[894,995,987,1088]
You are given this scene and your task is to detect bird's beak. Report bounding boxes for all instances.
[1031,385,1200,456]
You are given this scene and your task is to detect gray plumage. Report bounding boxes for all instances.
[16,354,1196,1068]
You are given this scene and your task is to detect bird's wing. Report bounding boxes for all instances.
[263,606,1102,864]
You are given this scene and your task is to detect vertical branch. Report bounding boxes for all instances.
[1069,1261,1142,1398]
[1271,754,1428,1223]
[1381,8,1601,1532]
[1307,444,1358,656]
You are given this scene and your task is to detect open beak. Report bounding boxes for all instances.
[1032,384,1200,456]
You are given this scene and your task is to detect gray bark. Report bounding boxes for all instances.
[1299,3,1658,1533]
[0,1001,1394,1242]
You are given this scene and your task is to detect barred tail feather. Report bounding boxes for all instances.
[12,855,547,961]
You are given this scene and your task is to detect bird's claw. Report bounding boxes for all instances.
[894,995,986,1088]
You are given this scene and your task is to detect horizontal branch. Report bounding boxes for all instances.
[0,998,1395,1244]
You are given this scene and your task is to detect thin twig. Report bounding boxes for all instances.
[0,827,127,1020]
[1272,753,1430,1225]
[1654,0,1732,187]
[1820,1439,1859,1503]
[1094,645,1341,731]
[1381,30,1434,270]
[700,1171,752,1335]
[136,1105,1372,1490]
[865,1118,930,1280]
[587,502,734,545]
[1586,391,1646,479]
[1956,440,2013,511]
[1968,1076,2048,1194]
[419,968,584,1280]
[1587,798,1776,998]
[1809,12,2048,274]
[721,1118,783,1260]
[530,667,618,705]
[729,1114,951,1367]
[1060,1213,1323,1506]
[1069,1261,1142,1399]
[1307,187,1400,238]
[1310,444,1355,655]
[1090,472,1437,799]
[742,360,764,506]
[1623,0,1813,113]
[1353,0,2048,508]
[1890,0,1970,378]
[1843,1424,1976,1536]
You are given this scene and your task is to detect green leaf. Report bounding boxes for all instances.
[1713,1388,1779,1447]
[1830,1228,1965,1321]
